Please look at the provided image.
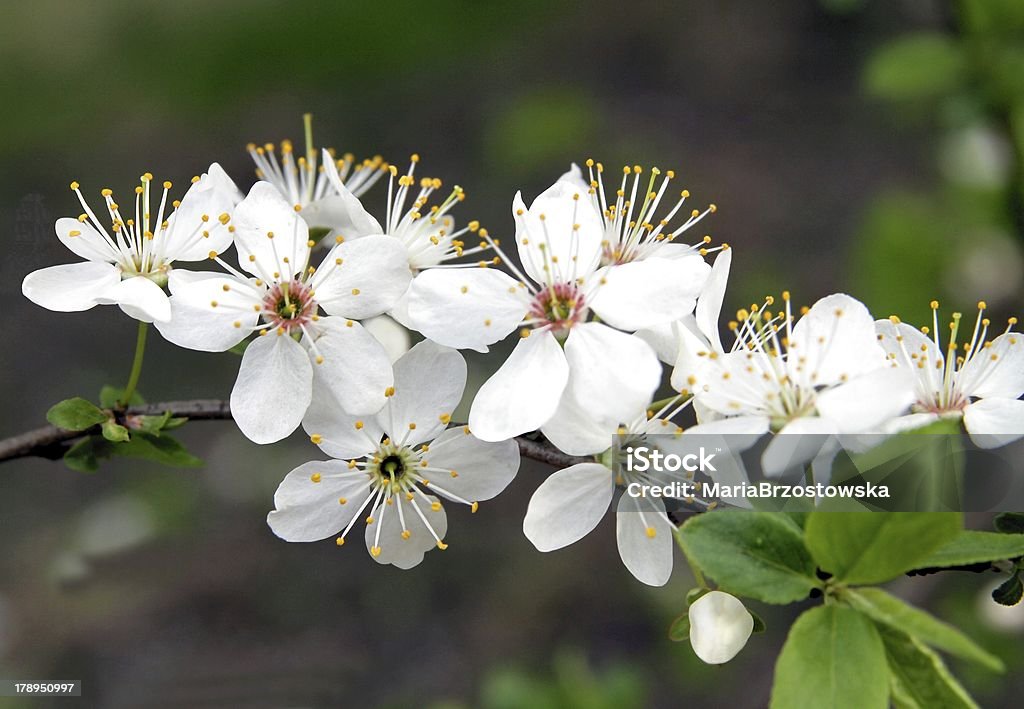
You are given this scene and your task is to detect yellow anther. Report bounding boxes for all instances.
[431,501,441,511]
[471,501,479,514]
[645,527,657,539]
[310,473,322,483]
[385,386,395,397]
[401,530,411,540]
[354,421,364,430]
[310,434,323,444]
[370,546,381,557]
[336,537,345,546]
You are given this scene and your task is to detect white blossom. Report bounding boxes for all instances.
[268,340,520,568]
[155,181,411,444]
[876,301,1024,448]
[22,165,241,322]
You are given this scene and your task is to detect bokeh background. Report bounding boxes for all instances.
[3,0,1024,706]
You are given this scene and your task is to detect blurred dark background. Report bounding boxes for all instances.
[3,1,1024,707]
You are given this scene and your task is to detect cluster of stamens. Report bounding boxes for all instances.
[526,282,588,336]
[262,280,317,332]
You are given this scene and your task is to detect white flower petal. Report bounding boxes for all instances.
[230,332,312,444]
[367,492,447,569]
[540,377,616,456]
[882,412,943,435]
[522,462,614,551]
[232,181,310,280]
[635,319,681,363]
[513,179,603,286]
[267,460,373,541]
[55,217,118,263]
[682,415,770,448]
[695,247,732,352]
[310,316,393,416]
[422,428,520,501]
[787,293,886,385]
[165,163,244,262]
[688,591,753,664]
[815,367,915,434]
[362,314,410,363]
[468,330,569,441]
[155,271,262,351]
[959,332,1024,400]
[963,398,1024,448]
[406,267,529,352]
[616,494,673,586]
[588,256,708,331]
[101,275,171,323]
[376,340,466,445]
[762,416,839,477]
[22,261,120,313]
[302,393,383,460]
[564,323,660,427]
[318,148,385,237]
[670,317,713,392]
[313,235,411,319]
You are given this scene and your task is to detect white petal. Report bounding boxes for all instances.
[468,330,569,441]
[312,235,411,319]
[22,261,119,313]
[367,492,447,569]
[682,415,770,449]
[319,148,384,237]
[406,267,529,352]
[882,412,943,435]
[302,392,383,460]
[422,427,520,501]
[588,257,708,331]
[688,591,753,664]
[513,179,604,286]
[155,271,261,351]
[230,332,312,444]
[362,314,411,363]
[309,316,393,416]
[557,162,590,191]
[376,340,466,445]
[101,275,172,323]
[695,247,732,352]
[165,162,244,262]
[815,367,915,434]
[616,494,673,586]
[540,378,616,456]
[522,463,614,551]
[232,181,310,279]
[267,460,373,541]
[55,217,118,263]
[787,293,886,386]
[762,416,839,477]
[670,317,713,392]
[963,398,1024,448]
[635,319,680,363]
[959,332,1024,400]
[564,323,661,427]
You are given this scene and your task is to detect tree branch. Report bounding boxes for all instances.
[0,399,587,469]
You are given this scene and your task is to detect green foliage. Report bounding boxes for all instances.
[46,398,108,431]
[771,605,889,709]
[804,512,961,584]
[100,419,130,442]
[667,613,689,642]
[844,588,1003,672]
[677,511,819,604]
[864,34,965,102]
[879,625,979,709]
[993,512,1024,534]
[914,530,1024,568]
[992,572,1023,606]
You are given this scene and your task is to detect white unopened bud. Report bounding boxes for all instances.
[688,590,753,664]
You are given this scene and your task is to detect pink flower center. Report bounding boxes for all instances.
[263,281,317,332]
[529,282,587,335]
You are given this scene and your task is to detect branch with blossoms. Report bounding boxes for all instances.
[10,114,1024,708]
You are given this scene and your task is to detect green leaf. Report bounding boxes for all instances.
[678,511,819,604]
[914,530,1024,568]
[749,608,766,634]
[992,572,1023,607]
[62,436,104,472]
[804,512,961,585]
[864,34,965,102]
[46,398,108,431]
[877,625,979,709]
[99,385,145,408]
[111,432,202,468]
[770,605,888,709]
[667,613,689,642]
[227,338,251,356]
[844,588,1003,672]
[161,416,188,430]
[994,512,1024,535]
[685,587,708,606]
[101,419,131,442]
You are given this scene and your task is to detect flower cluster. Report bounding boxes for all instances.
[22,123,1024,664]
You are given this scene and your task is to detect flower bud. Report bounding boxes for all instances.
[688,590,753,664]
